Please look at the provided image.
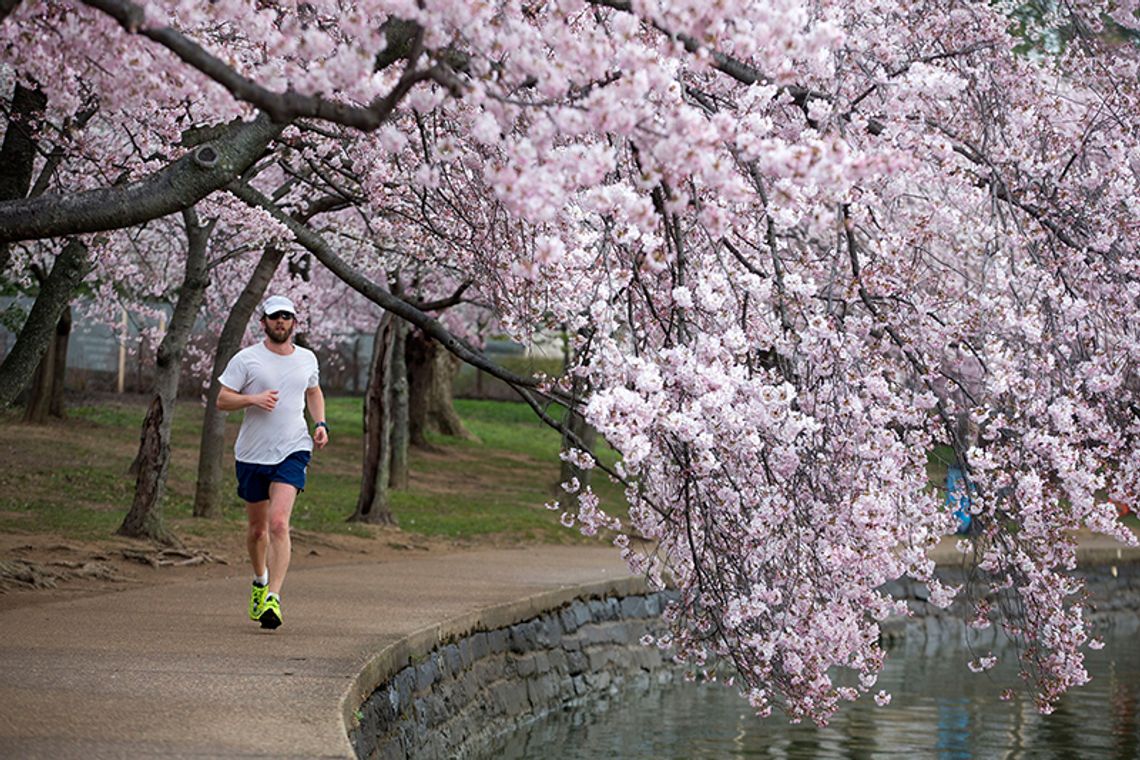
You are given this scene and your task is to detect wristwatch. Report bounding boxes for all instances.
[315,421,329,432]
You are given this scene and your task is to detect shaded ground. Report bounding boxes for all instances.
[0,520,457,613]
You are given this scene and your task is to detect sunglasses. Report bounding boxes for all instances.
[266,311,294,321]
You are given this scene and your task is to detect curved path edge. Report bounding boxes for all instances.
[338,575,651,758]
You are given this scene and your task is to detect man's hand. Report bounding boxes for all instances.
[314,425,329,449]
[252,390,279,411]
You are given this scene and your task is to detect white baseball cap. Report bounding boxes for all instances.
[262,295,296,316]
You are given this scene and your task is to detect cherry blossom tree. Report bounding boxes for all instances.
[3,0,1140,723]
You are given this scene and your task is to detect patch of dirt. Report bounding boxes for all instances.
[0,526,460,613]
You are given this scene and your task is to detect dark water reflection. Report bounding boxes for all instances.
[491,625,1139,759]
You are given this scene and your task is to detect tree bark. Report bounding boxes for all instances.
[192,244,284,518]
[0,114,282,243]
[350,314,397,524]
[116,394,175,542]
[48,304,70,417]
[118,209,212,543]
[23,302,70,423]
[0,83,47,275]
[0,239,89,408]
[389,318,410,490]
[407,329,473,448]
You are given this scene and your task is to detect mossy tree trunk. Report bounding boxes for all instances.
[0,238,89,408]
[406,329,473,448]
[389,318,410,490]
[23,298,71,423]
[351,314,397,524]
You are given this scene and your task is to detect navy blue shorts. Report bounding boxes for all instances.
[235,451,311,503]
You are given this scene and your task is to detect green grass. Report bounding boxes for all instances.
[0,394,622,545]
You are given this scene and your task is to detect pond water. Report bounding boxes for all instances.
[490,626,1139,759]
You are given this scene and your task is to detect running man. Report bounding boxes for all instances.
[216,295,329,629]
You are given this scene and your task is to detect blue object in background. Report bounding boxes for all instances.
[946,465,973,535]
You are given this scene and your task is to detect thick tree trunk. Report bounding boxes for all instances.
[389,318,410,490]
[118,210,212,544]
[0,239,88,408]
[0,84,47,277]
[350,314,397,524]
[117,395,175,542]
[23,303,70,423]
[48,304,69,417]
[192,245,285,518]
[406,330,473,448]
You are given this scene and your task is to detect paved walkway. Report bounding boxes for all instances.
[1,535,1136,760]
[0,546,633,759]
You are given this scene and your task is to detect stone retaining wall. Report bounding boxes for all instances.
[349,589,677,760]
[347,558,1140,760]
[881,560,1140,646]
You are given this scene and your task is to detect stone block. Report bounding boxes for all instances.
[547,648,568,674]
[570,600,592,627]
[583,621,630,646]
[415,657,440,691]
[535,616,563,647]
[515,652,540,678]
[419,692,450,728]
[586,649,613,671]
[493,680,530,715]
[645,593,662,616]
[620,596,649,619]
[509,621,539,653]
[488,628,510,654]
[449,672,479,706]
[566,650,588,675]
[441,643,463,677]
[558,606,580,634]
[376,736,405,760]
[470,631,490,661]
[556,674,575,700]
[527,674,560,707]
[561,633,583,651]
[392,668,416,709]
[473,657,504,684]
[584,670,612,691]
[634,647,663,670]
[581,623,612,647]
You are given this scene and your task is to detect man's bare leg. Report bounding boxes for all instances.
[266,482,298,596]
[246,499,270,578]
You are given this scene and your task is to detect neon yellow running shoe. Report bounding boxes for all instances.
[256,595,282,630]
[249,582,268,621]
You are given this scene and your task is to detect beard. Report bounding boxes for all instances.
[264,322,294,344]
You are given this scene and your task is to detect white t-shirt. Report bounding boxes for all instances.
[218,341,320,465]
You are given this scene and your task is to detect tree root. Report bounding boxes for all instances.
[119,548,228,568]
[0,559,127,592]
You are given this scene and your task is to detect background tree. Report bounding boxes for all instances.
[118,208,212,542]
